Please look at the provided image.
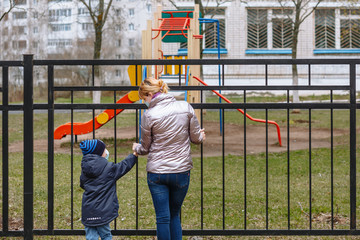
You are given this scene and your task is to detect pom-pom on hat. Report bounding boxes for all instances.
[80,139,106,156]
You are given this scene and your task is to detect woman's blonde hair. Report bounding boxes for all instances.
[138,77,169,100]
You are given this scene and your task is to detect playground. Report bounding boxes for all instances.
[1,5,360,239]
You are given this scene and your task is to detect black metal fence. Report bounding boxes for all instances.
[1,55,360,239]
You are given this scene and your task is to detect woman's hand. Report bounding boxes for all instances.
[200,128,206,141]
[133,143,140,151]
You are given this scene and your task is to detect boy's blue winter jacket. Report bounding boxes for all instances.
[80,153,137,227]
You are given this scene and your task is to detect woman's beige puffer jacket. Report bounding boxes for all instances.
[135,93,203,173]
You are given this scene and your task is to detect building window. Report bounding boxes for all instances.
[129,23,134,30]
[340,9,360,48]
[78,8,90,16]
[203,8,226,49]
[48,39,72,47]
[33,27,38,34]
[247,8,293,49]
[115,69,121,77]
[82,23,93,31]
[272,9,293,48]
[315,9,335,48]
[16,0,26,5]
[129,38,135,46]
[13,40,27,49]
[115,24,121,32]
[14,26,27,35]
[204,19,226,49]
[116,9,121,17]
[129,8,134,16]
[128,53,135,59]
[147,4,151,12]
[32,41,39,48]
[12,11,27,19]
[49,9,71,21]
[247,9,267,48]
[315,8,360,49]
[116,39,121,47]
[116,54,121,59]
[50,24,71,32]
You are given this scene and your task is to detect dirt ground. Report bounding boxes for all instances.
[9,121,348,156]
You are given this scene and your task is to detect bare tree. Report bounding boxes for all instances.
[278,0,323,107]
[0,0,18,22]
[78,0,114,103]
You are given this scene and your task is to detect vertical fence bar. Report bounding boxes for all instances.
[2,66,9,234]
[200,89,204,230]
[308,64,311,86]
[287,90,290,229]
[266,109,269,229]
[265,64,269,229]
[23,54,34,240]
[114,91,118,230]
[309,109,312,230]
[47,65,54,233]
[243,90,247,230]
[178,64,181,85]
[330,90,334,230]
[265,64,268,86]
[349,62,356,229]
[92,65,95,139]
[135,65,139,230]
[70,91,74,229]
[222,108,225,230]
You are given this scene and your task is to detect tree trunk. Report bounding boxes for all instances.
[292,17,300,111]
[92,23,103,105]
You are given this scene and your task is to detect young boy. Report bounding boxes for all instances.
[79,139,137,240]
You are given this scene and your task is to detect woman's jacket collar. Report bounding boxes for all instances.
[148,93,175,108]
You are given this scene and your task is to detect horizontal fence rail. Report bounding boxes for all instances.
[0,55,359,239]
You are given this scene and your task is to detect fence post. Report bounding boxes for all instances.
[2,66,9,234]
[23,54,34,240]
[350,62,356,230]
[48,65,54,233]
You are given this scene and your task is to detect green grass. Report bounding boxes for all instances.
[2,93,360,239]
[1,145,360,239]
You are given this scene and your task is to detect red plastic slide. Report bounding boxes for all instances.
[54,93,134,139]
[193,76,282,147]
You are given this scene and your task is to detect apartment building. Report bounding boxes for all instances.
[0,0,153,85]
[1,0,360,87]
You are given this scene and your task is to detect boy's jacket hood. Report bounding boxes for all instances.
[81,154,108,178]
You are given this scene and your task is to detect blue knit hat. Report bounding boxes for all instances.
[80,139,106,156]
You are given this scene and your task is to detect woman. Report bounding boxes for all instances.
[133,77,205,240]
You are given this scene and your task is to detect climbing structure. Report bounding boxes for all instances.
[142,5,201,117]
[141,5,282,146]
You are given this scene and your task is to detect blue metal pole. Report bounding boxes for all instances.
[139,66,147,141]
[199,18,222,135]
[185,65,190,101]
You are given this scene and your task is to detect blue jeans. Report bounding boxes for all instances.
[147,171,190,240]
[85,223,112,240]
